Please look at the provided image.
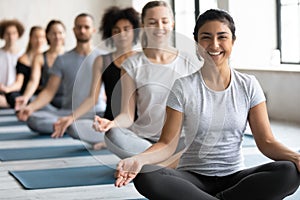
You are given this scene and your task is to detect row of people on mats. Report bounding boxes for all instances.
[1,1,300,199]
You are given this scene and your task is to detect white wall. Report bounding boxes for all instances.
[229,0,277,68]
[0,0,280,65]
[0,0,115,51]
[0,0,173,51]
[237,69,300,124]
[229,0,300,124]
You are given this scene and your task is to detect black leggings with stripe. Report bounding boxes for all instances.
[133,161,300,200]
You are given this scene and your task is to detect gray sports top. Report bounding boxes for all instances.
[167,68,265,176]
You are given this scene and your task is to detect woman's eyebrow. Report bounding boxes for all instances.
[200,32,229,35]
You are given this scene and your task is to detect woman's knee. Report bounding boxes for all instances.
[105,128,119,141]
[277,161,300,195]
[104,128,122,149]
[134,165,165,183]
[276,161,300,191]
[66,123,80,139]
[133,166,161,195]
[104,128,131,158]
[27,115,51,134]
[133,172,145,187]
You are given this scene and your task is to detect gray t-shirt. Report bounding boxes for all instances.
[49,48,102,112]
[122,51,201,141]
[167,68,266,176]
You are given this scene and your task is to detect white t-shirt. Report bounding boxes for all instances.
[0,49,22,85]
[167,68,266,176]
[122,51,201,141]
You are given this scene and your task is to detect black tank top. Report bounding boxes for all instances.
[101,53,122,120]
[40,52,49,88]
[41,52,63,108]
[16,61,31,94]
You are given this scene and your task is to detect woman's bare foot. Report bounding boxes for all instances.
[93,142,107,150]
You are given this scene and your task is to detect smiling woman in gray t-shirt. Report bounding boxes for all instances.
[114,8,300,200]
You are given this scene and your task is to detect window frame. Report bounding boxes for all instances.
[277,0,300,64]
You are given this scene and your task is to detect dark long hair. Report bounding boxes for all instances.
[193,9,236,42]
[45,20,66,45]
[25,26,44,53]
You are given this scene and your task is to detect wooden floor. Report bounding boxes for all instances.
[0,109,299,199]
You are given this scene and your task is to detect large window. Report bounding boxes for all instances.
[278,0,300,64]
[172,0,218,55]
[173,0,218,44]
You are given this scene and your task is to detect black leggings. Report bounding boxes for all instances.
[5,91,21,108]
[133,161,300,200]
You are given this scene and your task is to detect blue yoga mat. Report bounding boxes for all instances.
[0,131,71,141]
[9,165,116,189]
[0,145,112,161]
[0,120,26,126]
[0,131,50,141]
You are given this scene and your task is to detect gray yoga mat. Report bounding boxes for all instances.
[0,109,15,116]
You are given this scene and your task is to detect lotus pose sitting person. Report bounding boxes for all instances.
[93,0,200,158]
[0,19,24,108]
[51,6,140,150]
[15,20,66,111]
[114,9,300,200]
[1,26,46,108]
[17,13,106,146]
